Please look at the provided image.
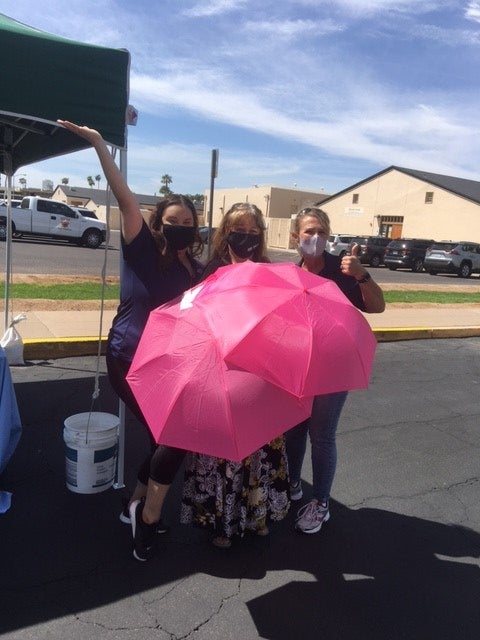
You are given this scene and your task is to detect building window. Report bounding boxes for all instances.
[425,191,434,204]
[352,193,359,204]
[379,216,403,224]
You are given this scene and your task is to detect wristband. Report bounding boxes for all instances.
[356,272,371,284]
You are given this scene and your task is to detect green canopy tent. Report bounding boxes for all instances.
[0,11,130,323]
[0,13,131,487]
[0,13,130,322]
[0,13,129,173]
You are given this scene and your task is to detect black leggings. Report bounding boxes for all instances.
[106,350,186,485]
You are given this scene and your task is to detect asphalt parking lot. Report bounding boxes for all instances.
[1,337,479,639]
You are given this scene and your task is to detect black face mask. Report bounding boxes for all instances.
[227,232,261,259]
[162,224,196,251]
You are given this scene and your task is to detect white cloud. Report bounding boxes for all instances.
[183,0,249,17]
[322,0,447,14]
[416,23,480,45]
[21,139,323,195]
[465,1,480,22]
[243,18,344,38]
[129,66,480,181]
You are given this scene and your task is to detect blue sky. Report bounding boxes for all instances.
[2,0,480,197]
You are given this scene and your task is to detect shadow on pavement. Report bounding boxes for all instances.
[247,502,480,639]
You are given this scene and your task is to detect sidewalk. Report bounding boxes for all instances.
[15,304,480,360]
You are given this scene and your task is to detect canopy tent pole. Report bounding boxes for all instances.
[4,174,12,331]
[113,145,128,489]
[2,126,13,332]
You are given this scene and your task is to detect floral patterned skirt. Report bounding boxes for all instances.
[180,436,290,539]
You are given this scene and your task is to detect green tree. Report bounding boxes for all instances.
[87,176,95,188]
[159,174,173,197]
[95,174,101,189]
[185,193,205,205]
[61,177,69,185]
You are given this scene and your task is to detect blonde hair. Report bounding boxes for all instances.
[211,202,268,262]
[293,207,331,235]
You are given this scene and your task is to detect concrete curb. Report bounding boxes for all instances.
[23,337,107,360]
[373,326,480,342]
[20,326,480,360]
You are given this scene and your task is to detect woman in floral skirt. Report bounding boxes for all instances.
[180,203,291,548]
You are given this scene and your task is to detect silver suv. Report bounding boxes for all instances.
[327,234,357,257]
[424,241,480,278]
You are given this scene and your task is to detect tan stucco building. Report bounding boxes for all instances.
[319,166,480,243]
[205,168,480,250]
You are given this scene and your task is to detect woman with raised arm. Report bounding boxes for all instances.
[58,121,204,561]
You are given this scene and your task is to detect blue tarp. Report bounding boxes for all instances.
[0,346,22,511]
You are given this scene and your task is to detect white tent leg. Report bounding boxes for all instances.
[113,399,126,489]
[113,145,128,489]
[3,155,13,332]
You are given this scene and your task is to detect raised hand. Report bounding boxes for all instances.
[57,120,102,146]
[340,242,365,279]
[57,120,142,242]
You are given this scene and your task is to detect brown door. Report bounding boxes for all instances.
[391,224,403,239]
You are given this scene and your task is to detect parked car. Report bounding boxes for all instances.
[0,196,106,248]
[0,200,24,238]
[424,241,480,278]
[327,234,357,257]
[348,236,390,267]
[383,238,435,272]
[73,206,99,220]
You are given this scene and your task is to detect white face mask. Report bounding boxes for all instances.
[299,235,327,257]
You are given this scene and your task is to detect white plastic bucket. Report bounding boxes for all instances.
[63,412,119,494]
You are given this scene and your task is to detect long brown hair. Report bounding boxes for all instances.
[149,194,203,260]
[211,202,268,263]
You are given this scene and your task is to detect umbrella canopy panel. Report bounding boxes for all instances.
[185,262,378,398]
[0,13,130,175]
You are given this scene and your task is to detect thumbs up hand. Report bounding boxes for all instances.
[350,243,360,258]
[341,242,367,280]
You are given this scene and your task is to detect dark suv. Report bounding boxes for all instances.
[384,238,435,272]
[349,236,390,267]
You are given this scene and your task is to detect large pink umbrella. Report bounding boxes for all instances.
[171,261,377,398]
[126,312,313,461]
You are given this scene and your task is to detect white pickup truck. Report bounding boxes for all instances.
[0,196,107,248]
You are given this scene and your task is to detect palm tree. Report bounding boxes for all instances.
[87,176,95,188]
[95,174,101,189]
[160,174,173,197]
[62,177,69,185]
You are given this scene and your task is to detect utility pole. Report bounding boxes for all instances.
[207,149,219,259]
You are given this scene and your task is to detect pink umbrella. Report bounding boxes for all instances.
[172,261,377,398]
[126,312,313,461]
